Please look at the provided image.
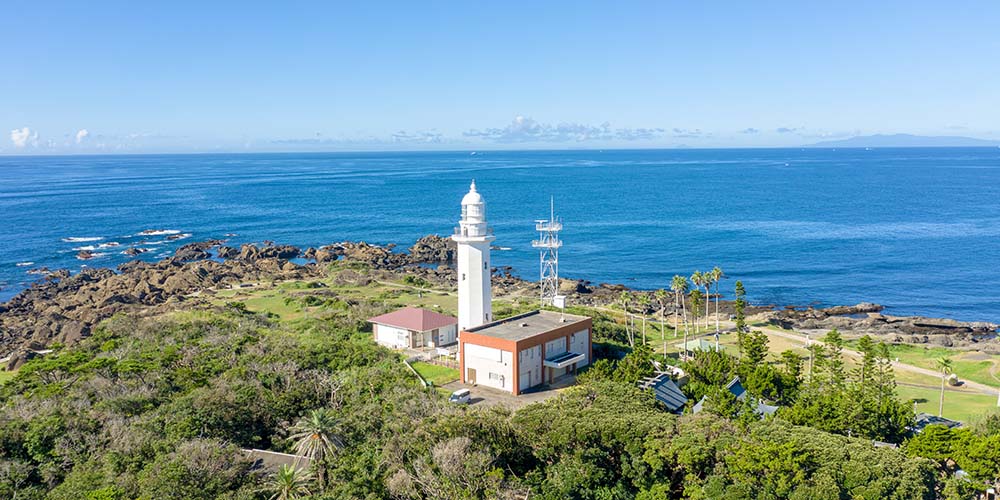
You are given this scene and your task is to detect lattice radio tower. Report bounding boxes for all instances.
[532,197,563,307]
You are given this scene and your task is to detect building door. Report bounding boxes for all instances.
[467,368,476,385]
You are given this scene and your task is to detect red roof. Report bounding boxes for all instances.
[368,307,457,332]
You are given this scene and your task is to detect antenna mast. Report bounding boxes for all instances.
[532,197,563,307]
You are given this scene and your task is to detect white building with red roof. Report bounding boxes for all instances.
[368,307,458,349]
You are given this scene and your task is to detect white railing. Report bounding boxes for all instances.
[535,221,563,232]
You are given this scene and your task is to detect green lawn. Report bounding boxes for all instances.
[896,384,999,422]
[211,273,463,322]
[0,370,16,385]
[411,361,459,386]
[874,343,1000,387]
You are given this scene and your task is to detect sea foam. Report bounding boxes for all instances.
[136,229,182,236]
[62,236,104,242]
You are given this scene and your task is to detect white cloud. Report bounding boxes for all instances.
[10,127,39,148]
[464,116,663,143]
[390,130,443,143]
[75,129,90,144]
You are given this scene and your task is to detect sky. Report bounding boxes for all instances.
[3,1,1000,154]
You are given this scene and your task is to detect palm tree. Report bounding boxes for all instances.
[654,288,668,354]
[687,289,704,361]
[670,276,688,339]
[268,464,313,500]
[618,291,633,346]
[710,266,724,333]
[690,271,708,330]
[937,357,953,417]
[289,408,344,487]
[638,294,651,345]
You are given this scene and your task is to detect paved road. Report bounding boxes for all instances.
[441,377,575,409]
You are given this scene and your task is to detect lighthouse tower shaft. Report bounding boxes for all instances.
[452,181,495,331]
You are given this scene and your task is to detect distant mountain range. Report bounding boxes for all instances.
[804,133,1000,148]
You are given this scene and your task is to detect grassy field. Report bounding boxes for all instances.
[636,318,1000,422]
[897,384,999,422]
[873,343,1000,387]
[0,370,16,385]
[411,361,459,386]
[209,273,462,322]
[214,271,1000,422]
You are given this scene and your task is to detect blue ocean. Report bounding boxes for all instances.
[1,148,999,322]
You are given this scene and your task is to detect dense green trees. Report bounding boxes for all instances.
[0,299,989,498]
[784,333,912,442]
[906,421,1000,495]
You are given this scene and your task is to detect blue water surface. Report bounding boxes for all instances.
[1,148,998,321]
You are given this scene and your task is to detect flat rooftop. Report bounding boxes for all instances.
[464,309,590,342]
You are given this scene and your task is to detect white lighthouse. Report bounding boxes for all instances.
[453,180,495,332]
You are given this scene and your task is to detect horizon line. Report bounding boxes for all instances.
[4,144,1000,159]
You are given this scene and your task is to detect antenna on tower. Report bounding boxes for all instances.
[532,197,563,309]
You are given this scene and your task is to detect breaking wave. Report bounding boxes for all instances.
[136,229,182,236]
[61,236,104,242]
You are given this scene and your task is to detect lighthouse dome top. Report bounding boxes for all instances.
[461,180,484,205]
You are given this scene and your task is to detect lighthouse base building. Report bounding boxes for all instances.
[459,310,592,395]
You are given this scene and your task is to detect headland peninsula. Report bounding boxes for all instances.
[2,235,1000,498]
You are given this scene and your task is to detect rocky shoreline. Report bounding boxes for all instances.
[2,235,998,369]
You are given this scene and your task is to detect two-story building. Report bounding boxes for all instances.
[459,309,592,395]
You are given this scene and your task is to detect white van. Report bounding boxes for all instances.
[448,388,471,404]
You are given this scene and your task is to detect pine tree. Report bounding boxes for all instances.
[744,330,769,365]
[734,281,747,356]
[853,335,876,390]
[822,329,846,387]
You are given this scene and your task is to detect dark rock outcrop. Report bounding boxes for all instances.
[408,235,456,263]
[217,246,239,259]
[322,241,407,267]
[174,240,223,262]
[238,244,300,261]
[0,242,318,360]
[756,303,999,343]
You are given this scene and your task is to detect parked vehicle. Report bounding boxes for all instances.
[448,388,471,404]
